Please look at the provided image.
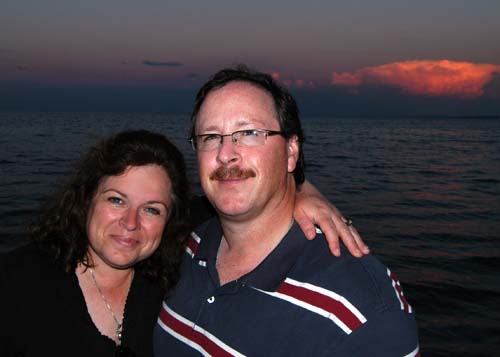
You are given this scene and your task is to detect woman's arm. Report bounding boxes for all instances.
[294,180,369,257]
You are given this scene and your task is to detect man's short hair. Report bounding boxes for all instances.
[190,64,306,185]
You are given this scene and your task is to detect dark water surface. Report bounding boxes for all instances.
[1,113,499,355]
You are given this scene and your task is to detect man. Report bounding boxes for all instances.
[154,66,419,356]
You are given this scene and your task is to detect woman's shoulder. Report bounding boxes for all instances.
[0,243,60,280]
[2,242,43,260]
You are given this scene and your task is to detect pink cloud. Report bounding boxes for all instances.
[272,75,315,89]
[331,60,500,98]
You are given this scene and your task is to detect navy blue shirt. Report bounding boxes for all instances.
[154,218,419,356]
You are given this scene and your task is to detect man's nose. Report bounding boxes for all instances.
[216,135,240,165]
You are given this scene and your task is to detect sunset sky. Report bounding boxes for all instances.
[2,0,499,115]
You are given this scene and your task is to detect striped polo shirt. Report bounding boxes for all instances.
[154,218,419,356]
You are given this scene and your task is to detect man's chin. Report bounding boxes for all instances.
[213,202,252,220]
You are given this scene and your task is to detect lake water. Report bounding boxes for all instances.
[1,112,499,356]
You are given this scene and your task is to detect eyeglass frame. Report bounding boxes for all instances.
[189,128,284,151]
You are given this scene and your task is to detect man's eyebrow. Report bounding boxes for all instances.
[199,119,264,133]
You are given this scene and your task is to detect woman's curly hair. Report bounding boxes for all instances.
[29,129,191,292]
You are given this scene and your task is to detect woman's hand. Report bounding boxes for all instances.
[294,181,370,257]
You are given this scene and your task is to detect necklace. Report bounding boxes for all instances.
[88,267,133,342]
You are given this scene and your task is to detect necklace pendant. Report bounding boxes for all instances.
[117,324,123,341]
[87,267,132,344]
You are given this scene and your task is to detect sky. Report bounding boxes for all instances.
[1,0,500,115]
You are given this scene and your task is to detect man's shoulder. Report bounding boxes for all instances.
[290,235,412,315]
[282,235,418,354]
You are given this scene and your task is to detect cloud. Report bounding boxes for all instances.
[143,60,184,67]
[331,60,500,99]
[283,78,314,88]
[271,71,315,88]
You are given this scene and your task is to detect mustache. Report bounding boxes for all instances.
[209,166,256,181]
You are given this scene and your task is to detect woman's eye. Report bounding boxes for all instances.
[108,197,123,204]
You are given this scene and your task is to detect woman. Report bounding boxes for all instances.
[0,130,366,357]
[1,130,190,357]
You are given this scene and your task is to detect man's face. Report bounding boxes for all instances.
[195,81,299,221]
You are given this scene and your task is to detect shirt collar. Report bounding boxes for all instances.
[193,217,308,291]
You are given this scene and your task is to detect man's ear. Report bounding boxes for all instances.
[287,135,300,173]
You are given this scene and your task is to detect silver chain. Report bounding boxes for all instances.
[88,267,132,341]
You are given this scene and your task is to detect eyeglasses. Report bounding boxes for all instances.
[189,129,283,151]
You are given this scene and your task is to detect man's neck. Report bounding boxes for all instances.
[216,185,295,285]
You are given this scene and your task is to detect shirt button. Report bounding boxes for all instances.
[207,296,215,303]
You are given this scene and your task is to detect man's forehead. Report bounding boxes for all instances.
[205,81,273,105]
[196,81,279,130]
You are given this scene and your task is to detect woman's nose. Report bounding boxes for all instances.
[120,208,139,230]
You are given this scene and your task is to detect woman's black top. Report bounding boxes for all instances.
[0,244,164,357]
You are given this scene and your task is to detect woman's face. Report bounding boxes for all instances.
[86,164,172,269]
